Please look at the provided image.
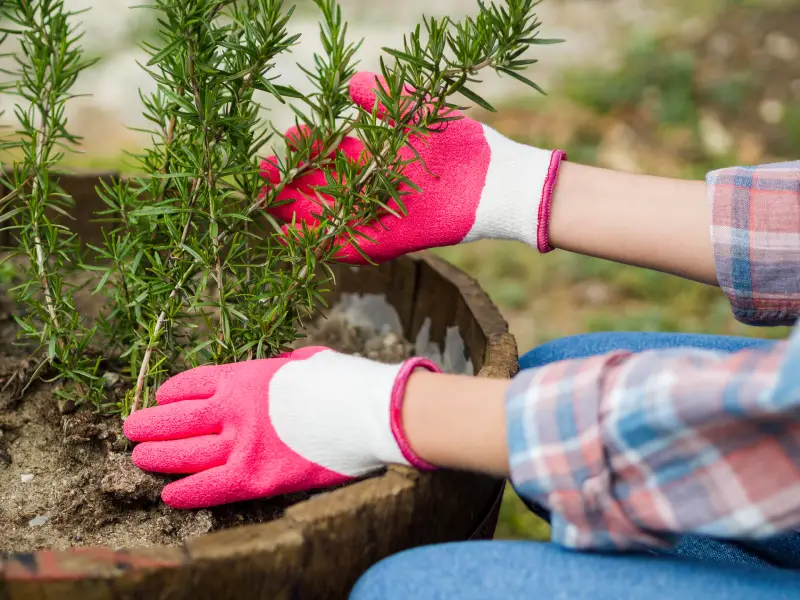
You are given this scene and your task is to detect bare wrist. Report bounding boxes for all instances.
[548,162,717,285]
[400,370,511,477]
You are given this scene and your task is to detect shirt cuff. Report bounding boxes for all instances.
[505,354,674,550]
[706,162,800,327]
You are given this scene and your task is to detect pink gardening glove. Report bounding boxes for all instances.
[260,71,567,264]
[123,347,439,509]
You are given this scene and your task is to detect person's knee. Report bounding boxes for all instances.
[349,544,459,599]
[519,332,631,370]
[349,541,553,599]
[350,540,800,600]
[518,331,775,371]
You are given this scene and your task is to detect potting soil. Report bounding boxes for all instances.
[0,299,415,553]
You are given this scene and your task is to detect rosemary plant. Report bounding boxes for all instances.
[1,0,103,404]
[3,0,557,415]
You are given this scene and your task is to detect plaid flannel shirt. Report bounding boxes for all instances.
[507,161,800,551]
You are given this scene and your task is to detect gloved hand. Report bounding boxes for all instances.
[123,346,439,509]
[260,71,567,264]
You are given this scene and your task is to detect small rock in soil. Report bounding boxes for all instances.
[0,413,24,430]
[57,397,77,415]
[157,509,215,539]
[102,372,121,388]
[383,332,400,348]
[20,473,34,483]
[28,515,49,527]
[63,410,126,452]
[99,453,163,505]
[183,511,215,538]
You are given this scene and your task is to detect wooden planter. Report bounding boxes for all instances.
[0,173,519,600]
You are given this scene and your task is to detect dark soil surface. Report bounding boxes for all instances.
[0,298,413,553]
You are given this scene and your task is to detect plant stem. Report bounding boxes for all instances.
[30,95,60,329]
[4,0,103,407]
[129,157,322,412]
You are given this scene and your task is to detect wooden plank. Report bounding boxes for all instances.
[182,520,304,600]
[286,472,417,600]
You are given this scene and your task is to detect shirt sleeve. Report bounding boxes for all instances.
[507,328,800,551]
[707,161,800,326]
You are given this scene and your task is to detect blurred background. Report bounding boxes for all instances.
[16,0,800,541]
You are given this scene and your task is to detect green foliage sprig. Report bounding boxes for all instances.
[2,0,558,415]
[1,0,102,404]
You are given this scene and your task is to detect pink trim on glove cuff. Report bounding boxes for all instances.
[536,149,567,254]
[389,357,441,471]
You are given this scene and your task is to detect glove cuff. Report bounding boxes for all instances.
[536,149,568,253]
[389,357,441,471]
[463,125,567,251]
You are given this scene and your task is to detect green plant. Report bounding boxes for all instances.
[1,0,103,403]
[2,0,558,414]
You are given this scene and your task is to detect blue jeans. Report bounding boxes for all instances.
[350,332,800,599]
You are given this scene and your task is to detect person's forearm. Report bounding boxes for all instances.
[401,370,510,477]
[402,338,800,551]
[548,162,718,286]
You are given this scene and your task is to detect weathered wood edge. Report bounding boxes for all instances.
[415,253,519,380]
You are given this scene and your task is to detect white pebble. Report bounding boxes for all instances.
[28,515,49,527]
[20,473,34,483]
[383,332,400,349]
